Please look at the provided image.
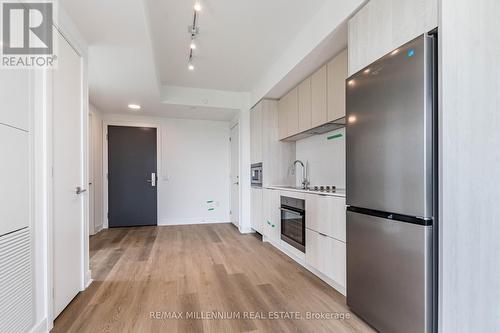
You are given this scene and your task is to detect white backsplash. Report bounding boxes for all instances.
[295,128,346,189]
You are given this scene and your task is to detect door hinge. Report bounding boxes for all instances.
[229,137,232,142]
[106,173,109,180]
[106,133,108,140]
[230,210,232,215]
[107,212,109,219]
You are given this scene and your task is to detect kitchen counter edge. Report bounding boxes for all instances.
[264,186,346,198]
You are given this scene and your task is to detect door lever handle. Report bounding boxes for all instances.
[76,186,87,195]
[148,173,157,187]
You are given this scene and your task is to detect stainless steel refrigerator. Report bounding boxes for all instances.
[346,33,437,333]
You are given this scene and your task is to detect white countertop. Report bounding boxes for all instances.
[264,185,346,198]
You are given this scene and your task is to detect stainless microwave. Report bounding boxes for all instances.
[251,163,263,187]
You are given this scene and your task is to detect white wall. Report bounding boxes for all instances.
[439,0,500,331]
[89,104,104,234]
[295,128,346,188]
[101,114,231,226]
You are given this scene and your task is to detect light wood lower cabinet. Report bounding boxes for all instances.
[251,188,263,233]
[306,229,346,288]
[262,189,280,243]
[306,194,346,242]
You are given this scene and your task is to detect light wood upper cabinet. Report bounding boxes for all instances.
[277,50,347,140]
[348,0,438,75]
[311,65,328,128]
[278,98,288,140]
[278,87,299,139]
[250,103,263,163]
[286,87,299,137]
[327,49,348,122]
[298,78,312,132]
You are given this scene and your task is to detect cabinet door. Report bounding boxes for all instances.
[327,49,348,122]
[322,235,346,288]
[286,87,299,137]
[298,78,312,132]
[250,108,256,162]
[306,229,346,288]
[348,0,438,75]
[263,189,280,241]
[311,65,328,128]
[250,104,263,163]
[278,98,288,140]
[305,229,321,272]
[306,194,346,242]
[251,188,263,233]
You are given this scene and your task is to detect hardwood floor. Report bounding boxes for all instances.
[53,224,374,333]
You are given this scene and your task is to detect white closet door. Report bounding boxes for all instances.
[52,31,85,318]
[0,125,29,236]
[0,69,30,131]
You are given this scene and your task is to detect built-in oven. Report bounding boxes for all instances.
[280,196,305,252]
[251,163,263,187]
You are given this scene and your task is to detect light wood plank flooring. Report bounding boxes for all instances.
[53,223,374,333]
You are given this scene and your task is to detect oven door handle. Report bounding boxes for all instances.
[279,207,304,215]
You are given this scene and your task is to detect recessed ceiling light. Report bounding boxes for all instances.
[391,49,400,56]
[347,80,356,87]
[128,104,141,110]
[348,115,357,124]
[363,68,371,74]
[194,2,202,11]
[188,63,195,71]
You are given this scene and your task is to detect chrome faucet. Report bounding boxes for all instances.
[292,160,309,189]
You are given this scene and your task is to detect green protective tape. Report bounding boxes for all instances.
[208,208,215,211]
[206,200,214,203]
[327,134,343,140]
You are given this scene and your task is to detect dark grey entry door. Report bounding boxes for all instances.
[108,125,157,227]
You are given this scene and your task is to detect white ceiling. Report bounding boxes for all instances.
[59,0,359,120]
[146,0,327,91]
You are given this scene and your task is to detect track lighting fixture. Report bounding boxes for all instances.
[187,2,201,70]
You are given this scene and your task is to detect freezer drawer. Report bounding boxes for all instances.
[347,211,433,333]
[346,34,435,218]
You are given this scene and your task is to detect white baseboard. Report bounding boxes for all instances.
[238,226,255,234]
[85,270,93,289]
[158,218,231,226]
[29,318,48,333]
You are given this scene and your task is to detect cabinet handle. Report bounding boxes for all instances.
[272,224,276,228]
[319,232,328,237]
